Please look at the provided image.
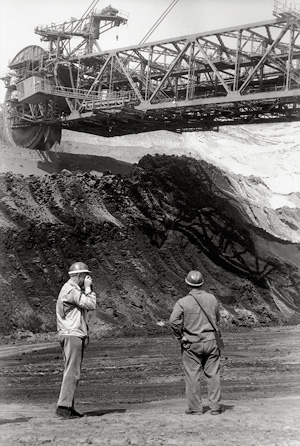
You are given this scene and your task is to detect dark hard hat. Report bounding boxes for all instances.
[68,262,91,275]
[185,270,204,287]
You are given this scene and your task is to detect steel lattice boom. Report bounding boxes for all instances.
[2,0,300,148]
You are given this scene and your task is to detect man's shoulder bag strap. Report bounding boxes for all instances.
[190,292,225,351]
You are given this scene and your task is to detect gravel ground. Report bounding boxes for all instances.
[0,326,300,446]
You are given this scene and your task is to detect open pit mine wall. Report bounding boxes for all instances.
[0,154,299,335]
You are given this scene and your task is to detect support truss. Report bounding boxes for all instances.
[4,4,300,137]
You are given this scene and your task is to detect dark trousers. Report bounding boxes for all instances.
[57,335,87,408]
[182,339,221,411]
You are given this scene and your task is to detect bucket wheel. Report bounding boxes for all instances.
[2,45,62,150]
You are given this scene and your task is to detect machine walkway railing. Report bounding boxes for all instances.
[273,0,300,19]
[52,85,138,108]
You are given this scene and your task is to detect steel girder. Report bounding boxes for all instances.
[3,11,300,140]
[53,14,300,135]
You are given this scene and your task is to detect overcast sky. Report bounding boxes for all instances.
[0,0,276,102]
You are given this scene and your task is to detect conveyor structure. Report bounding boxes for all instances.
[2,0,300,149]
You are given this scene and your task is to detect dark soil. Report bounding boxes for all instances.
[1,327,300,405]
[0,154,300,337]
[0,326,299,445]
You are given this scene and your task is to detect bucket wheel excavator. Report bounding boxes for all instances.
[1,1,128,149]
[3,0,300,149]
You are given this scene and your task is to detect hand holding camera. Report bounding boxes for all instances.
[84,275,93,295]
[84,275,93,287]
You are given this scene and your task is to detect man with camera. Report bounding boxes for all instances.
[55,261,97,419]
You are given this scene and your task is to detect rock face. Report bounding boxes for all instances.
[0,152,299,335]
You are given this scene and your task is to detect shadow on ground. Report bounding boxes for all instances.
[84,408,126,417]
[36,150,133,176]
[0,417,32,425]
[203,404,234,414]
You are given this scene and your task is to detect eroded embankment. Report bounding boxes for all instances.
[0,154,299,335]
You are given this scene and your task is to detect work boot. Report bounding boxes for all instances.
[211,408,222,415]
[55,406,81,419]
[185,409,203,415]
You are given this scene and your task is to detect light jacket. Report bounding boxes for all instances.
[56,279,97,338]
[169,288,220,343]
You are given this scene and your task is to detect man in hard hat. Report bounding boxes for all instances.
[169,270,222,415]
[55,261,97,419]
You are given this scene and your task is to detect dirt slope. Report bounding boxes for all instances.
[1,111,300,335]
[0,152,299,336]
